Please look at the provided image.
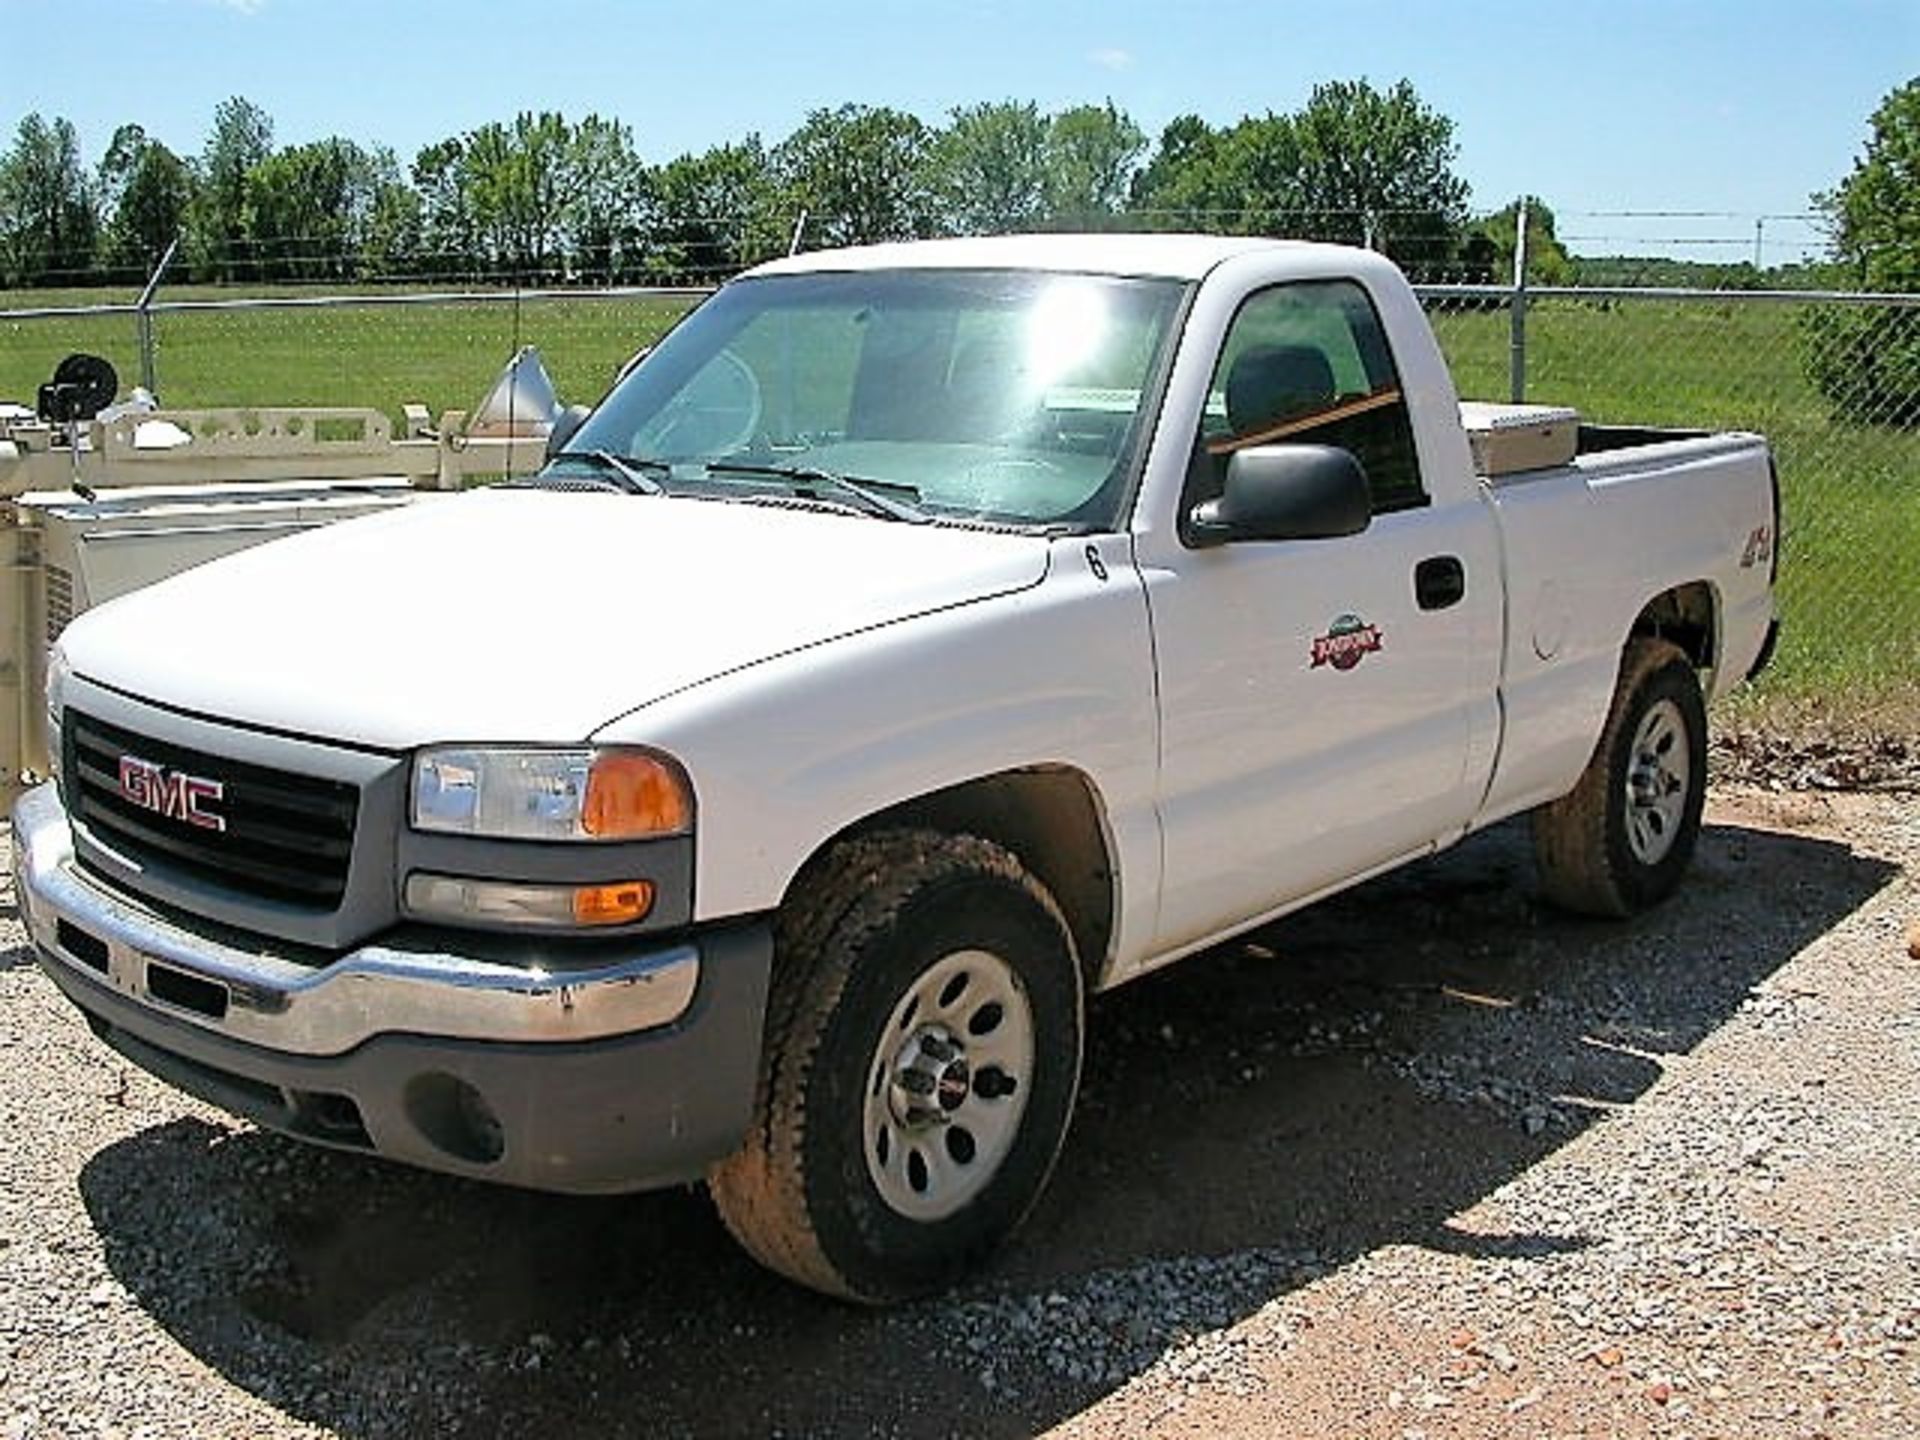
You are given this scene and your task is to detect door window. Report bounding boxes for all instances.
[1190,280,1427,523]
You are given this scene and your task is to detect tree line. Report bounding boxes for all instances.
[5,74,1897,299]
[1,81,1531,289]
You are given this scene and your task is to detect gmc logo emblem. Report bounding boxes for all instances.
[117,755,226,833]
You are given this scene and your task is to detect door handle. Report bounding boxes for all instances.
[1415,556,1466,611]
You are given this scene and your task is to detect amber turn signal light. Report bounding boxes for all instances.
[582,752,692,838]
[571,879,656,926]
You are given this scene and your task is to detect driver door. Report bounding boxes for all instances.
[1146,278,1502,953]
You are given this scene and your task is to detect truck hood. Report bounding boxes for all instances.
[59,489,1051,750]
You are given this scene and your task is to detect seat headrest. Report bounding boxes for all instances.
[1225,344,1336,438]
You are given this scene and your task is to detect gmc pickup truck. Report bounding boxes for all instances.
[14,234,1779,1302]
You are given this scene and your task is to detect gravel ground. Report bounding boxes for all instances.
[2,782,1916,1438]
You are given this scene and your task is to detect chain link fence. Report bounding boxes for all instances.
[1420,285,1920,710]
[3,273,1916,719]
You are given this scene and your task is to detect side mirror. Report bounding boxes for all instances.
[544,404,591,462]
[1186,444,1372,547]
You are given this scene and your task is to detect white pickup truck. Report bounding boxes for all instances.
[13,234,1778,1302]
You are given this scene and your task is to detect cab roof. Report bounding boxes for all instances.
[742,232,1358,283]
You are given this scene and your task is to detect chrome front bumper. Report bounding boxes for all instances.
[11,781,700,1057]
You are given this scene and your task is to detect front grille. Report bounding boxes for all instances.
[67,710,358,909]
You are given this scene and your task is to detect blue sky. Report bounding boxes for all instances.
[2,0,1912,260]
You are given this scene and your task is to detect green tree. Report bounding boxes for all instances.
[1130,81,1467,258]
[1469,196,1576,285]
[190,96,273,280]
[926,101,1051,235]
[1211,115,1308,232]
[1043,102,1145,228]
[563,115,650,282]
[104,133,193,277]
[412,136,475,276]
[1804,76,1920,426]
[470,112,643,279]
[1818,75,1920,292]
[1130,113,1304,233]
[243,138,364,279]
[413,113,650,280]
[97,124,150,229]
[0,113,98,285]
[1131,114,1225,224]
[775,104,935,247]
[359,154,423,280]
[462,113,577,277]
[648,138,782,280]
[1290,79,1468,264]
[243,138,419,281]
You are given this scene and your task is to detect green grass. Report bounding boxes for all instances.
[0,288,701,432]
[5,285,1915,716]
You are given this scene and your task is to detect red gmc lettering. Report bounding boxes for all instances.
[117,756,226,833]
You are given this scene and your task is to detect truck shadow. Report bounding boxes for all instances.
[76,812,1897,1439]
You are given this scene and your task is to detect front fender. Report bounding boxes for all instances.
[594,538,1161,961]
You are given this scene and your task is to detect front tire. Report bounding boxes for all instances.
[708,830,1083,1303]
[1532,637,1708,917]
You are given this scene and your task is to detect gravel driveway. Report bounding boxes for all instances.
[2,785,1915,1439]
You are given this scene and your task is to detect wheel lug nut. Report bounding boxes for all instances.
[974,1067,1015,1099]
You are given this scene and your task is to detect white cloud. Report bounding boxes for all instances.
[1088,47,1133,72]
[201,0,267,13]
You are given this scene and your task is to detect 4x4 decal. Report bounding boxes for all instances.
[1310,613,1384,671]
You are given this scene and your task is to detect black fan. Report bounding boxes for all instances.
[36,353,120,424]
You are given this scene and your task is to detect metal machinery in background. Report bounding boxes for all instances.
[0,349,563,802]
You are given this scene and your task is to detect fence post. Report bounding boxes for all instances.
[1508,199,1529,403]
[135,237,180,399]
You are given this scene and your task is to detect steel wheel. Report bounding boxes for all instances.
[708,829,1083,1303]
[863,949,1035,1222]
[1623,697,1691,865]
[1533,637,1708,917]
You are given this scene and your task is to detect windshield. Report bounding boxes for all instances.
[564,268,1188,530]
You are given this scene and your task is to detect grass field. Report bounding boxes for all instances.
[4,285,1915,716]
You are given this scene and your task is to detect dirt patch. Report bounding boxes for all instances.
[1054,789,1920,1439]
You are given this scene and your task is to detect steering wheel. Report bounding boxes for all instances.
[634,349,762,457]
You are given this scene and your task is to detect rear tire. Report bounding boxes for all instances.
[708,829,1083,1303]
[1532,638,1707,917]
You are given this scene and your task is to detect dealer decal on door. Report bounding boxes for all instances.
[1310,613,1385,671]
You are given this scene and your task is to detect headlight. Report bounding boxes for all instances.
[45,644,71,783]
[411,746,692,841]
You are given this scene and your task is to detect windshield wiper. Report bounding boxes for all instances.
[701,460,929,524]
[547,449,669,496]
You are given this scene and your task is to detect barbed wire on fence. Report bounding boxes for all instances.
[1,205,1885,298]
